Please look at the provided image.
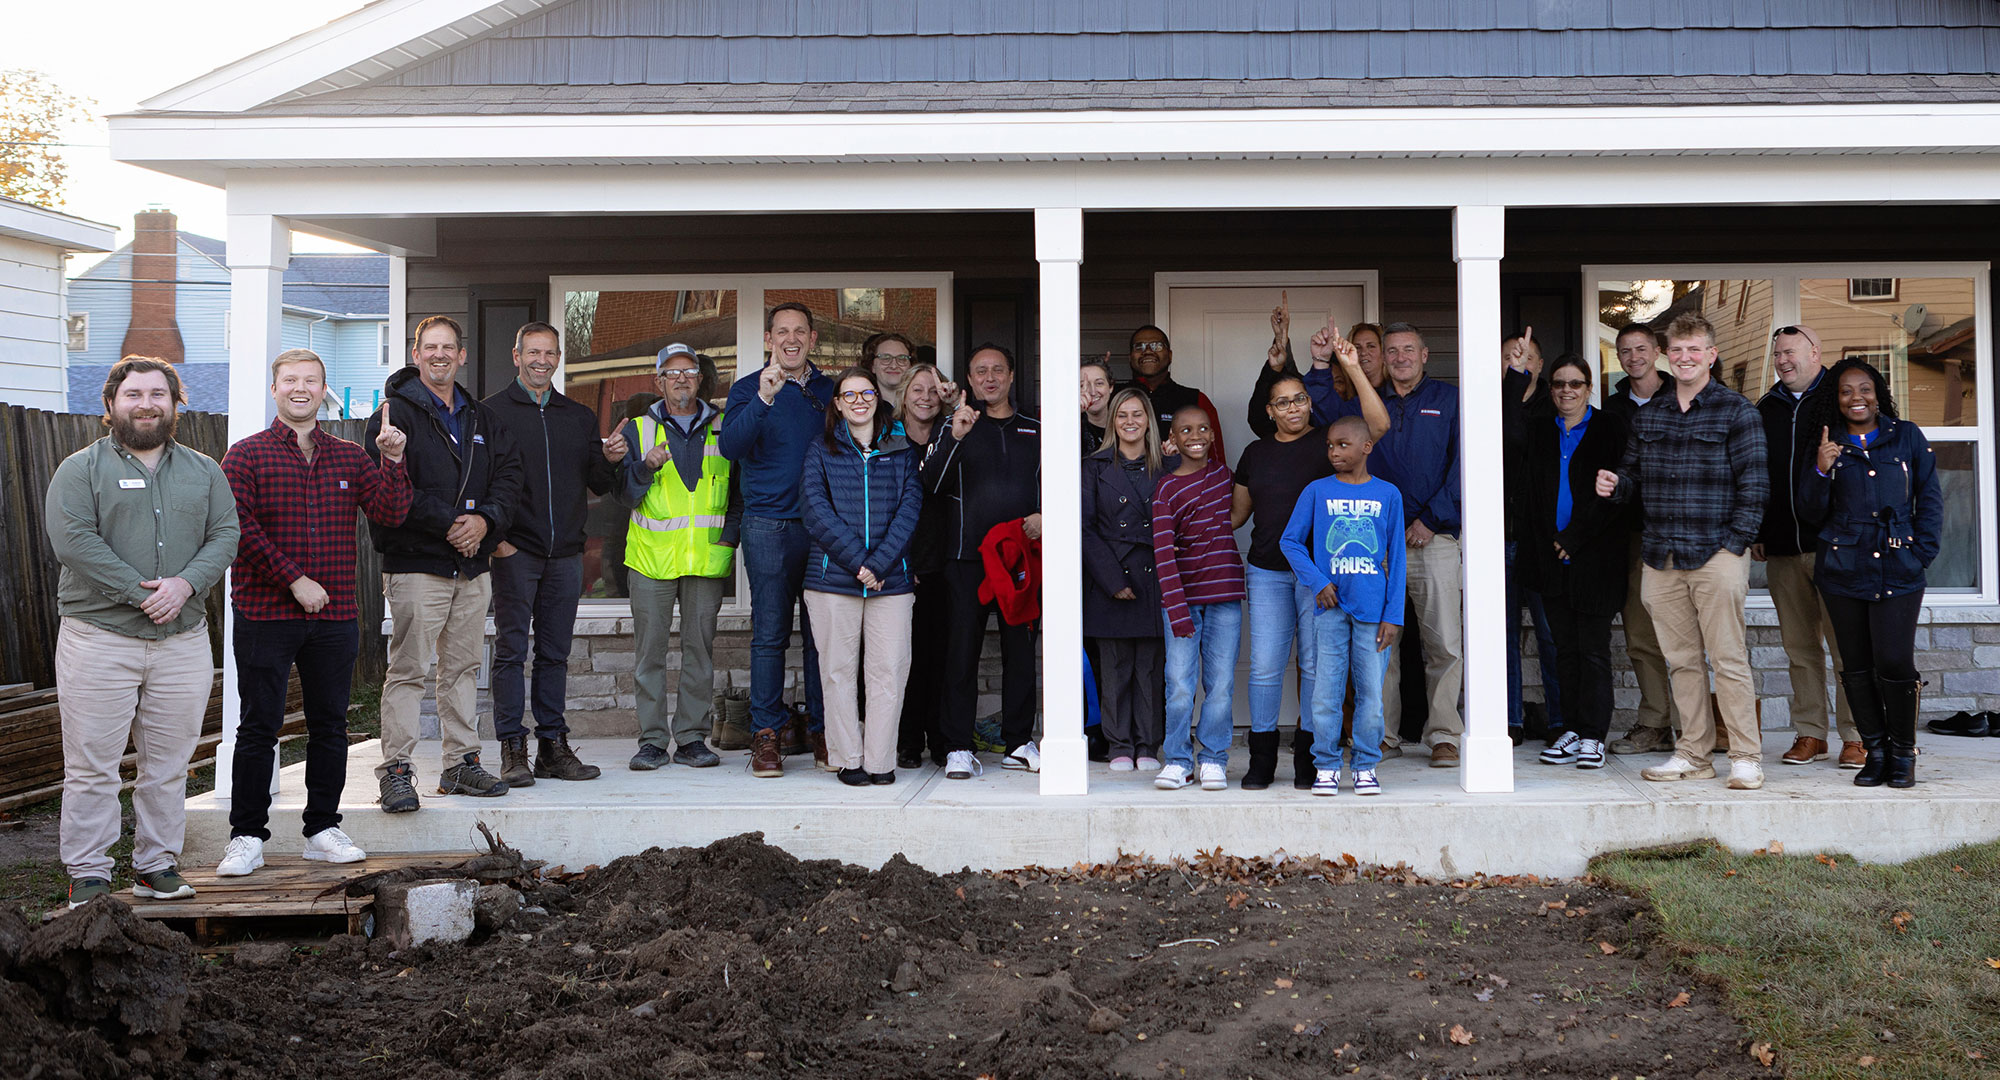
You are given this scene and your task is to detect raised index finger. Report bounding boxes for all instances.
[377,399,398,430]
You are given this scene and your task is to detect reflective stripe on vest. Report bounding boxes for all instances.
[625,413,734,580]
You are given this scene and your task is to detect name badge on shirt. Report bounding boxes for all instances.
[338,480,350,490]
[472,434,485,445]
[119,478,146,489]
[1419,408,1443,417]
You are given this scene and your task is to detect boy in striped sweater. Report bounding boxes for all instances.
[1153,406,1246,791]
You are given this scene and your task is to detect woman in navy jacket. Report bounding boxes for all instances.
[1796,358,1943,789]
[1082,386,1169,770]
[800,368,925,786]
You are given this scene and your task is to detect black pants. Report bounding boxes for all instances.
[1541,596,1615,742]
[1092,635,1164,758]
[1821,589,1924,681]
[899,574,950,758]
[490,551,583,739]
[229,615,359,841]
[942,559,1037,753]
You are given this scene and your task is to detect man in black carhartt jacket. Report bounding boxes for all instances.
[365,316,523,811]
[481,321,621,788]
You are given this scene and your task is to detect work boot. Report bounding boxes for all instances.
[1842,669,1888,787]
[1878,676,1920,789]
[1291,729,1316,790]
[711,690,754,750]
[782,703,810,756]
[1241,730,1280,790]
[438,752,509,797]
[499,735,536,788]
[814,729,835,772]
[1609,725,1673,754]
[378,761,420,813]
[751,728,784,778]
[535,734,602,781]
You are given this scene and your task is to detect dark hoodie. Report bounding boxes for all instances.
[483,379,618,559]
[364,366,521,578]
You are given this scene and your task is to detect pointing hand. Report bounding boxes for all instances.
[374,401,406,462]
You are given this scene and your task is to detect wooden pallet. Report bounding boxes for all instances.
[45,851,479,943]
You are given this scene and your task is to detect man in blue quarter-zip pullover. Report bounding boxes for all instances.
[721,302,839,777]
[484,321,622,788]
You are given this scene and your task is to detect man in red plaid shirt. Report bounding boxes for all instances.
[213,349,412,879]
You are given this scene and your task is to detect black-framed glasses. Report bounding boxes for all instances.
[1269,393,1312,409]
[873,353,913,366]
[839,388,879,403]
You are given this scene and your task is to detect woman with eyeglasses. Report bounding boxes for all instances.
[863,332,917,412]
[1796,358,1943,789]
[893,362,955,768]
[1083,386,1169,772]
[1507,355,1632,770]
[799,367,926,785]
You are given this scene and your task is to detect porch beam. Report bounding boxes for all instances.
[216,213,291,807]
[1037,207,1087,797]
[1453,205,1513,794]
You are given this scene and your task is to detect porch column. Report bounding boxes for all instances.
[1452,205,1514,793]
[1037,207,1088,796]
[215,214,290,806]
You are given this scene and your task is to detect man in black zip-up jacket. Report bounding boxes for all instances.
[1753,324,1856,767]
[364,316,523,810]
[481,321,621,787]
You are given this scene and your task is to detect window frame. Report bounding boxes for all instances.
[547,271,956,617]
[1582,260,1994,606]
[1849,277,1899,302]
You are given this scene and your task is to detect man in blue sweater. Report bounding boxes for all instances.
[720,302,837,777]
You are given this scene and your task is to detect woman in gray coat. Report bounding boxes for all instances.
[1082,387,1168,771]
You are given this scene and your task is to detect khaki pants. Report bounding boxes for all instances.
[57,618,212,880]
[1622,534,1677,732]
[1640,550,1761,762]
[380,571,492,778]
[1384,534,1464,750]
[1764,552,1855,741]
[804,590,915,774]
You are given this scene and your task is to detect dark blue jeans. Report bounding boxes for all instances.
[1505,541,1564,732]
[229,615,358,841]
[490,551,582,740]
[742,515,823,733]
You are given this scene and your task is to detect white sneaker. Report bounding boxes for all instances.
[1726,758,1765,790]
[1311,769,1339,797]
[1003,743,1041,772]
[1109,756,1135,772]
[303,826,368,864]
[945,750,982,779]
[1135,756,1163,772]
[1641,753,1717,782]
[1154,764,1193,790]
[215,835,264,878]
[1352,769,1381,796]
[1198,762,1227,790]
[1573,739,1606,770]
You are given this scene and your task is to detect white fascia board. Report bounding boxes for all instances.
[138,0,561,113]
[0,200,118,252]
[111,101,2000,170]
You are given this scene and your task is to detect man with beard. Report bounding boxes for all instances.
[1125,325,1225,461]
[613,343,741,772]
[483,321,621,788]
[47,357,240,908]
[365,315,523,811]
[214,349,411,879]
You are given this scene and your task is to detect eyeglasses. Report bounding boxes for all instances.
[1269,393,1312,410]
[657,368,700,379]
[1132,341,1168,354]
[873,353,913,366]
[1548,378,1589,391]
[838,389,879,403]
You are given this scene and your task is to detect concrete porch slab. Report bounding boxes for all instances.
[184,734,2000,879]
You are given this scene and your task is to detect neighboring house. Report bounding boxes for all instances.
[0,198,116,412]
[106,0,2000,798]
[66,209,390,415]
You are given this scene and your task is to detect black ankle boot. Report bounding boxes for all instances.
[1841,670,1888,787]
[1878,676,1920,789]
[1241,731,1280,790]
[1291,729,1316,790]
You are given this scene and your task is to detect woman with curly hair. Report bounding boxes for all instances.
[1796,357,1943,789]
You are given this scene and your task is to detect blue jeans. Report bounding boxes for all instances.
[1505,541,1564,732]
[1162,601,1242,771]
[1245,565,1317,735]
[742,515,823,733]
[490,551,582,740]
[1310,606,1388,774]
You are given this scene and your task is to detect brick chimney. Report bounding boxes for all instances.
[119,209,185,363]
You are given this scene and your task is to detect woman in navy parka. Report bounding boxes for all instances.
[1797,358,1944,790]
[800,367,925,787]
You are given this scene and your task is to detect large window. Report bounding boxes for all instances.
[1586,263,1993,603]
[548,273,953,612]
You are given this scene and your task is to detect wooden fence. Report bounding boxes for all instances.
[0,405,385,689]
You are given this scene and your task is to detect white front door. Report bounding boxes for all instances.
[1158,274,1377,735]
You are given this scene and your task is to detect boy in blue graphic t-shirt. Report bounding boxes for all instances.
[1279,416,1406,796]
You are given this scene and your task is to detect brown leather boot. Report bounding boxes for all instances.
[813,729,835,772]
[751,728,784,777]
[534,734,602,781]
[781,703,810,756]
[499,735,535,788]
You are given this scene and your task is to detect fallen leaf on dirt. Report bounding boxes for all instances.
[1408,969,1428,980]
[1474,988,1494,1002]
[1485,973,1509,989]
[1293,1023,1307,1033]
[1226,890,1249,910]
[1769,841,1785,854]
[1598,941,1620,955]
[1856,1055,1878,1067]
[1274,977,1294,988]
[1750,1041,1776,1067]
[1668,991,1691,1008]
[955,886,965,900]
[1984,957,2000,969]
[1448,1024,1475,1045]
[1341,852,1358,867]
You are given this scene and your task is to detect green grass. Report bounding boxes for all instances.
[1592,838,2000,1080]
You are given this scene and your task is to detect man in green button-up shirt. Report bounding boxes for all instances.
[44,358,239,909]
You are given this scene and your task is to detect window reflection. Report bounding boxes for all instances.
[1800,277,1977,428]
[1597,278,1775,397]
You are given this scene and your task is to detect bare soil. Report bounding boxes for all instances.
[1,832,1767,1079]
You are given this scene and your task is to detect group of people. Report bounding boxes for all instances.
[46,292,1940,907]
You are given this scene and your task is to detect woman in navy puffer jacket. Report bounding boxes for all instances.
[1797,357,1943,791]
[800,367,925,786]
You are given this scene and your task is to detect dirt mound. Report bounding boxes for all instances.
[18,895,192,1037]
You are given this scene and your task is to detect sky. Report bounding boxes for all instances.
[2,0,371,267]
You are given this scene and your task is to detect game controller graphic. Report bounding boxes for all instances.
[1324,515,1377,558]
